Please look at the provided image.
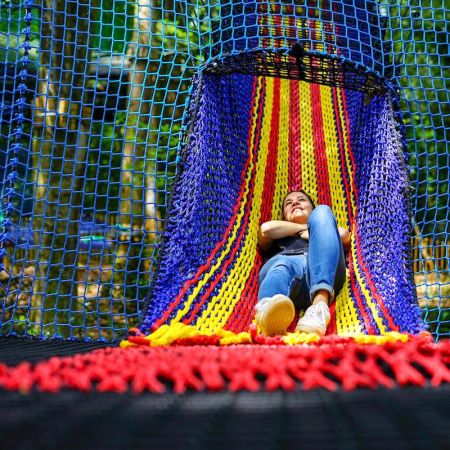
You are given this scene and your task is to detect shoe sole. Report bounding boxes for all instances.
[296,321,326,336]
[261,295,295,337]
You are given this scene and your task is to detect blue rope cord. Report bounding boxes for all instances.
[0,1,33,272]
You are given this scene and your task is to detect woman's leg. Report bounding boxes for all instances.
[306,205,346,302]
[296,205,346,336]
[256,255,305,336]
[258,254,306,301]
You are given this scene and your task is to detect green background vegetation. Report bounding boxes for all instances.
[0,0,448,339]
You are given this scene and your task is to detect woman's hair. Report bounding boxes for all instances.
[282,190,316,219]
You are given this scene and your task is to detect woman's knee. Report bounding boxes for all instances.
[263,259,298,280]
[260,259,289,283]
[268,261,294,276]
[308,204,336,227]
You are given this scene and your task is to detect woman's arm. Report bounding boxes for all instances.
[299,226,351,252]
[338,227,351,252]
[258,220,307,252]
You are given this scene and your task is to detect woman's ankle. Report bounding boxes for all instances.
[312,289,330,306]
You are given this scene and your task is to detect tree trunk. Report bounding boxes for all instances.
[114,0,161,299]
[29,0,96,335]
[120,0,160,235]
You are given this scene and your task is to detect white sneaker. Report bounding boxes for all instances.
[296,302,330,336]
[255,294,295,336]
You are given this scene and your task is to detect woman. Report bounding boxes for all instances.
[255,190,350,336]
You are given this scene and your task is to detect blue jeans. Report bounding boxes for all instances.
[258,205,346,310]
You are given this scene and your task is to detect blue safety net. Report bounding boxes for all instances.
[0,0,448,341]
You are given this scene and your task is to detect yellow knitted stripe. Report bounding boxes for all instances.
[195,76,273,332]
[299,81,318,203]
[319,85,362,334]
[282,330,410,346]
[167,78,263,326]
[335,281,364,335]
[319,85,347,226]
[119,322,411,348]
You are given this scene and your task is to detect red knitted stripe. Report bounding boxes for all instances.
[332,87,380,333]
[326,302,338,334]
[152,77,261,331]
[2,334,447,394]
[348,252,379,334]
[183,199,254,324]
[184,153,260,324]
[311,83,332,206]
[323,14,335,53]
[261,77,281,223]
[287,13,296,39]
[331,87,353,222]
[338,86,359,205]
[224,78,281,332]
[330,87,376,334]
[258,4,269,49]
[223,261,260,332]
[288,79,302,190]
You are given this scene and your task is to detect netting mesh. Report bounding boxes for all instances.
[136,72,424,340]
[0,0,448,341]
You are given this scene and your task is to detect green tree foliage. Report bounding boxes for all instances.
[387,0,449,238]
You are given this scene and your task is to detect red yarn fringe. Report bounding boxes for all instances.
[1,335,450,394]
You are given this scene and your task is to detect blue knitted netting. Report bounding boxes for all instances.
[0,0,448,341]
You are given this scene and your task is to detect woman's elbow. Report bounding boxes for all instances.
[340,229,351,250]
[258,224,273,252]
[260,221,272,237]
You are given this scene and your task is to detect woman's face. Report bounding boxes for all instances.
[283,191,314,224]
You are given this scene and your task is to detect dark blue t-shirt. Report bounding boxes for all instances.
[265,236,309,259]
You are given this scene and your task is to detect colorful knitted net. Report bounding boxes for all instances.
[132,66,424,345]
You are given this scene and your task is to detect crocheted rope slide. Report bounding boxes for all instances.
[127,70,423,348]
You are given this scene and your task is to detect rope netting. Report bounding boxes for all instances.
[135,72,424,344]
[0,0,448,341]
